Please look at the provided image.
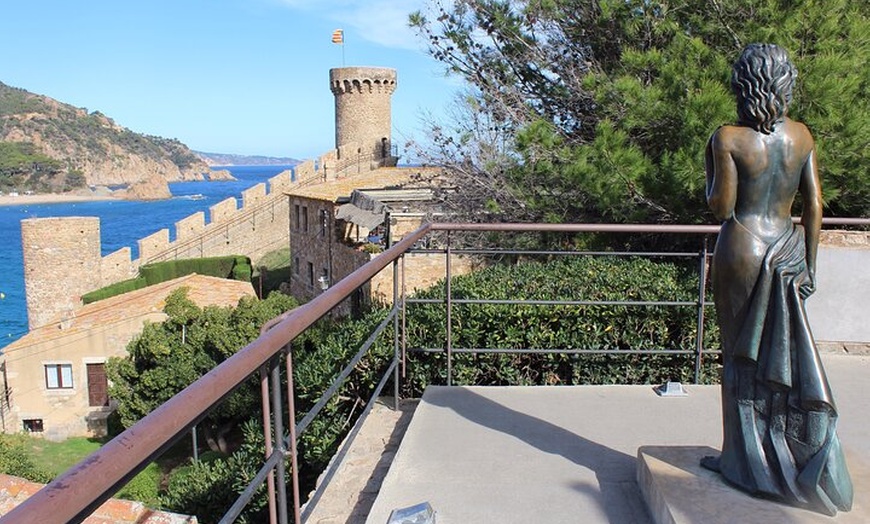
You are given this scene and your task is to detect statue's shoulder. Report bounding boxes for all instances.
[710,124,749,150]
[781,118,816,154]
[782,117,814,139]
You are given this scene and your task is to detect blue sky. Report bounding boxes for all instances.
[1,0,459,160]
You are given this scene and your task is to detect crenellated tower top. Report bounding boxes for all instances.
[330,67,397,96]
[329,67,397,162]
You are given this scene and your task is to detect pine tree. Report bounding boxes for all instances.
[412,0,870,222]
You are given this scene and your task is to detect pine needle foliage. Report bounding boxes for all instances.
[411,0,870,222]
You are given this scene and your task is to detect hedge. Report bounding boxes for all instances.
[401,255,720,394]
[82,255,252,304]
[139,256,251,285]
[82,277,148,304]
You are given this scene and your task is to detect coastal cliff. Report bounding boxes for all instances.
[0,81,210,198]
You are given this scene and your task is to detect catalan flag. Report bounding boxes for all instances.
[331,29,344,44]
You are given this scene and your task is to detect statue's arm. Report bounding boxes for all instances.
[799,146,822,298]
[706,129,737,221]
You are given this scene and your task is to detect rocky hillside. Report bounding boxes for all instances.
[0,81,210,196]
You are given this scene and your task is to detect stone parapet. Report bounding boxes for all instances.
[269,169,293,193]
[209,197,238,224]
[820,229,870,247]
[175,211,205,242]
[101,247,137,286]
[138,228,170,262]
[242,183,267,208]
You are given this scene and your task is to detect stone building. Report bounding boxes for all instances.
[286,167,473,313]
[0,274,255,440]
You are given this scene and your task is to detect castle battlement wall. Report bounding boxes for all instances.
[21,145,393,327]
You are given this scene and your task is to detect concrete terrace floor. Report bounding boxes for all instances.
[305,353,870,524]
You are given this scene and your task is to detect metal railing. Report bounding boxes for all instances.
[1,219,866,524]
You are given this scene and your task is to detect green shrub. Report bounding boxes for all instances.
[161,458,237,522]
[139,256,248,285]
[116,462,161,506]
[288,310,395,486]
[0,434,53,483]
[231,263,252,282]
[160,420,269,524]
[84,255,253,304]
[402,256,719,394]
[82,277,147,304]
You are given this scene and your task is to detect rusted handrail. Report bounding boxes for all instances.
[0,223,432,524]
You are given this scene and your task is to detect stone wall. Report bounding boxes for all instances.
[820,230,870,248]
[21,217,102,329]
[100,247,137,287]
[807,238,870,349]
[370,252,476,305]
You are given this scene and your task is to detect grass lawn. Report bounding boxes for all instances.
[254,247,291,296]
[25,436,103,474]
[22,436,164,505]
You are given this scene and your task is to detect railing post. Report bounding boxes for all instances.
[285,346,302,524]
[401,254,407,380]
[694,237,709,384]
[392,255,400,410]
[260,365,278,524]
[268,356,289,524]
[446,231,453,386]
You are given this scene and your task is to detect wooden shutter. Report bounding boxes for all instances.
[87,363,109,407]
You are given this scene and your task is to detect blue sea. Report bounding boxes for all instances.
[0,165,293,351]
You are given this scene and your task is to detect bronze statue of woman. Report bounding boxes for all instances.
[702,43,853,515]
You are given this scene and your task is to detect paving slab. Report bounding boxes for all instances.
[364,354,870,524]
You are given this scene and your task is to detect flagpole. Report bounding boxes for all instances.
[332,29,345,66]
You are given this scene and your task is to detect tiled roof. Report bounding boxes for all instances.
[0,474,197,523]
[286,166,440,202]
[3,274,255,352]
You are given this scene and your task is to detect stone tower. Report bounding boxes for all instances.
[329,67,397,162]
[21,217,102,329]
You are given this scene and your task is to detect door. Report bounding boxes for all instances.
[87,363,109,407]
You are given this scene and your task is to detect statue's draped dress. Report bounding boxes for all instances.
[712,218,853,515]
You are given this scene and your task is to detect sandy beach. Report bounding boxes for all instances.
[0,193,118,207]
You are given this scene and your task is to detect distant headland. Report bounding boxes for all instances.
[194,151,300,167]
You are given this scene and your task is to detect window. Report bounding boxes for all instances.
[23,419,44,433]
[308,262,315,287]
[302,206,309,232]
[45,363,73,389]
[294,257,300,275]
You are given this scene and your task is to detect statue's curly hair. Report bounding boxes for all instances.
[731,43,797,134]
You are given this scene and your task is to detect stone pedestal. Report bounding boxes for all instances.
[637,446,866,524]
